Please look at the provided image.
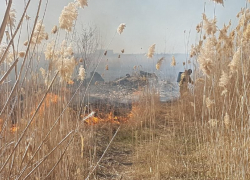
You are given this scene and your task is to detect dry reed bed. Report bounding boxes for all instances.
[1,0,250,179]
[127,2,250,179]
[0,0,125,179]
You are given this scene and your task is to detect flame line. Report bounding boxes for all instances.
[82,111,95,122]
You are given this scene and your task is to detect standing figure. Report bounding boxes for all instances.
[179,69,193,97]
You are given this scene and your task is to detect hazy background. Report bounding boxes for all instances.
[0,0,246,82]
[0,0,246,53]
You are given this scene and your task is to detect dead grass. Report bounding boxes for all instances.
[1,0,250,179]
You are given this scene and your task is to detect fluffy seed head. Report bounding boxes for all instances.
[44,41,55,60]
[0,44,13,65]
[197,38,216,77]
[45,33,49,40]
[229,48,241,74]
[59,2,78,32]
[44,40,76,82]
[221,89,228,96]
[224,113,230,128]
[212,0,224,5]
[206,97,215,109]
[147,44,156,58]
[77,0,88,8]
[40,67,47,79]
[156,57,164,70]
[117,23,126,34]
[18,51,26,58]
[51,25,58,34]
[78,65,86,81]
[196,23,201,33]
[203,14,217,35]
[40,68,48,86]
[66,45,74,56]
[244,24,250,41]
[219,71,230,87]
[208,119,218,127]
[24,40,28,46]
[5,31,10,41]
[56,56,76,82]
[171,56,176,66]
[31,20,47,44]
[25,14,30,20]
[7,8,16,29]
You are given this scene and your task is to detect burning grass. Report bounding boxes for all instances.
[85,111,131,125]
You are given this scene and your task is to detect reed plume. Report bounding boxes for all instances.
[18,51,25,58]
[224,113,230,128]
[156,57,164,70]
[208,119,218,127]
[59,2,78,32]
[212,0,224,5]
[51,25,58,34]
[219,70,230,87]
[197,38,216,77]
[171,56,176,66]
[117,23,126,34]
[7,8,16,28]
[147,44,156,58]
[229,48,241,74]
[77,0,88,8]
[203,14,217,36]
[78,65,85,81]
[31,20,47,44]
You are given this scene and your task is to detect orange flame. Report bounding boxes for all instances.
[67,80,74,85]
[10,124,19,133]
[30,93,59,117]
[84,111,131,125]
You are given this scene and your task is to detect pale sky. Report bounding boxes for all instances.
[0,0,247,54]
